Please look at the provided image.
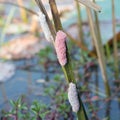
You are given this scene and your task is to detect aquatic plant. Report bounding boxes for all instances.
[1,97,49,120]
[83,1,111,96]
[111,0,119,78]
[35,0,88,119]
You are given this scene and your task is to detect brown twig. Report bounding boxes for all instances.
[65,31,96,57]
[35,0,56,38]
[75,0,84,44]
[111,0,119,78]
[49,0,62,31]
[77,0,101,12]
[86,7,110,96]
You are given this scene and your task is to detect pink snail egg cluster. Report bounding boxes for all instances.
[55,30,67,66]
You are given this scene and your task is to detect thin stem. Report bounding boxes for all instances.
[15,107,18,120]
[93,0,111,60]
[75,0,84,44]
[105,43,111,59]
[49,0,75,83]
[111,0,119,78]
[49,0,88,119]
[49,0,62,31]
[93,0,102,44]
[36,0,88,119]
[86,7,111,96]
[35,0,56,38]
[77,0,101,12]
[65,31,96,57]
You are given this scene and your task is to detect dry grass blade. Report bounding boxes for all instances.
[86,7,110,96]
[75,0,84,44]
[77,0,101,12]
[111,0,119,78]
[65,31,96,57]
[49,0,62,31]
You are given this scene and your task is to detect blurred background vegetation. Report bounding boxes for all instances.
[0,0,120,119]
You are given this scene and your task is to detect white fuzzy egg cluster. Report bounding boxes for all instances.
[68,82,80,112]
[38,11,53,42]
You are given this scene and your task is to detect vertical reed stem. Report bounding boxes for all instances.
[94,0,111,60]
[86,7,110,96]
[75,0,84,44]
[105,43,111,59]
[93,0,102,45]
[111,0,119,78]
[36,0,88,119]
[35,0,56,38]
[49,0,62,31]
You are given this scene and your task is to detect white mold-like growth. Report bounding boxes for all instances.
[68,82,80,112]
[38,11,53,42]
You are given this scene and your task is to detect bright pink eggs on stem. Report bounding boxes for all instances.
[55,30,67,66]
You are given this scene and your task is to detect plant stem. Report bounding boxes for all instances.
[35,0,56,38]
[93,0,102,44]
[77,0,101,12]
[36,0,88,119]
[105,43,111,60]
[75,0,84,44]
[15,107,18,120]
[49,0,62,31]
[86,7,111,97]
[49,0,88,119]
[93,0,111,61]
[111,0,119,78]
[65,32,96,57]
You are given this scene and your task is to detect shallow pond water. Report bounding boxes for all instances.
[0,0,120,119]
[0,57,120,120]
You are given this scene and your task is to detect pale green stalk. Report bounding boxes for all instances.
[36,0,88,119]
[105,43,111,59]
[75,0,84,44]
[86,7,110,96]
[92,0,111,96]
[93,0,111,60]
[49,0,88,119]
[49,0,62,31]
[111,0,119,78]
